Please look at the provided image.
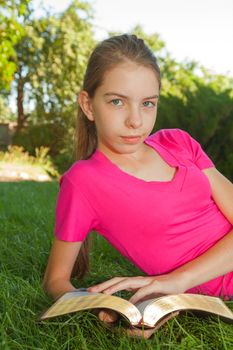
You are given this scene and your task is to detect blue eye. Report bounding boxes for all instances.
[111,99,123,106]
[143,101,155,107]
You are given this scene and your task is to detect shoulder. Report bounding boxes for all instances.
[147,128,215,169]
[149,128,190,142]
[147,128,193,152]
[59,157,96,188]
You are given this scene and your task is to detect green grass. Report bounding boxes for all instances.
[1,181,233,349]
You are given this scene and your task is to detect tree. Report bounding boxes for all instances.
[12,0,96,173]
[13,0,96,131]
[0,0,31,91]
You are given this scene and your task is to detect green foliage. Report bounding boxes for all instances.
[0,144,60,178]
[12,115,76,173]
[0,0,31,91]
[34,146,60,178]
[13,121,67,155]
[11,0,96,169]
[14,0,96,115]
[0,95,15,121]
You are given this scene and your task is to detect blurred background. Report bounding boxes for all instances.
[1,0,233,180]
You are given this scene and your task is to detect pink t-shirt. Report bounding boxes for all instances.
[54,128,233,298]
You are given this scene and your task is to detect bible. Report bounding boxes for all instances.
[38,289,233,338]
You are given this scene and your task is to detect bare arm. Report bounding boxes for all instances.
[43,238,119,323]
[42,238,82,300]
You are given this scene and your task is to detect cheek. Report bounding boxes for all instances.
[95,117,116,135]
[143,110,157,124]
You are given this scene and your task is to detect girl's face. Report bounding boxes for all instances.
[81,61,160,159]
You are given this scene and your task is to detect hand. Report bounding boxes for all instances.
[87,273,187,304]
[94,309,119,324]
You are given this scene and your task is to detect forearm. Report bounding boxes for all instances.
[43,278,77,300]
[172,228,233,291]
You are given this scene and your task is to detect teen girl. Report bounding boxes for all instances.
[43,35,233,319]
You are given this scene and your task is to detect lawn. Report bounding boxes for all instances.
[1,181,233,349]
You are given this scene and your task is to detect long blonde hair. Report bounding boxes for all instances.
[72,33,161,279]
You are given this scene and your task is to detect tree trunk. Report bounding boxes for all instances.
[16,68,26,131]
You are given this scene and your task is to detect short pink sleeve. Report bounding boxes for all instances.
[54,175,97,242]
[176,129,215,169]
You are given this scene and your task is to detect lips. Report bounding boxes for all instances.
[123,135,141,138]
[121,136,141,143]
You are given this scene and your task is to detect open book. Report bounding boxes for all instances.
[38,288,233,336]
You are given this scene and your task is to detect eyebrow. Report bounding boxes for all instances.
[103,92,159,99]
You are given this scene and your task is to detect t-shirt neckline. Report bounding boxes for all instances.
[92,138,186,190]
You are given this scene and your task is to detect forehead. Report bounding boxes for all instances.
[99,62,159,94]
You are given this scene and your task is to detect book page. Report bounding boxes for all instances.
[142,294,233,327]
[136,295,173,314]
[58,289,99,301]
[39,291,142,325]
[135,298,159,314]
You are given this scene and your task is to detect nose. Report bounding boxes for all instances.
[125,105,143,129]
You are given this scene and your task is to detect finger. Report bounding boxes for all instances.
[101,276,150,295]
[129,283,160,304]
[87,277,126,292]
[126,327,155,339]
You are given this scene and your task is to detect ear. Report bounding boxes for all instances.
[78,90,95,121]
